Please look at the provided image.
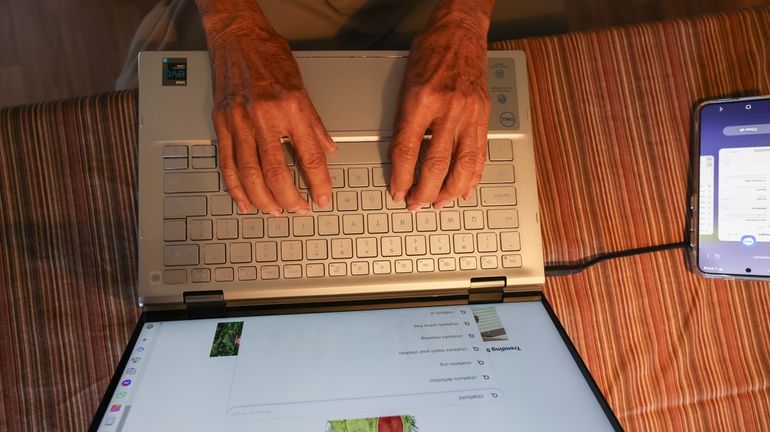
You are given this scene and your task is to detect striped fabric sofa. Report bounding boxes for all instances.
[2,7,770,431]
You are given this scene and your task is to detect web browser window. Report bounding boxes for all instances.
[96,302,615,431]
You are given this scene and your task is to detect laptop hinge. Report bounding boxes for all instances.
[184,290,225,318]
[468,277,506,304]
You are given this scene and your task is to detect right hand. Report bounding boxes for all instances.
[198,1,336,215]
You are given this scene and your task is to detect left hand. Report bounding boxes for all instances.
[389,3,492,211]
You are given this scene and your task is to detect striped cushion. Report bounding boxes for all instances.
[1,7,769,431]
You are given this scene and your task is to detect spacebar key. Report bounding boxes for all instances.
[164,172,220,193]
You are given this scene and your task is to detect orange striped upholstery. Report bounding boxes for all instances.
[2,7,770,431]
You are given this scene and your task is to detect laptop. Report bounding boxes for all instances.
[90,51,622,431]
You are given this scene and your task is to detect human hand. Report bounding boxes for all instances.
[197,0,335,215]
[389,0,493,211]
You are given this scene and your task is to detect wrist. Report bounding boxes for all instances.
[430,0,494,32]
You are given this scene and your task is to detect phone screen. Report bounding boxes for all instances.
[697,97,770,277]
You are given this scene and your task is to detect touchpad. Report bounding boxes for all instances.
[297,56,407,134]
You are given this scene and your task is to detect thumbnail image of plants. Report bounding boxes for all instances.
[209,321,244,357]
[326,415,418,432]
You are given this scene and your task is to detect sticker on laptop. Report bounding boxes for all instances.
[209,321,243,357]
[326,415,418,432]
[162,57,187,86]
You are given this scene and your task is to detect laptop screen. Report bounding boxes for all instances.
[95,301,617,431]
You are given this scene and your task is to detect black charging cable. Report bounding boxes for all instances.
[544,241,688,276]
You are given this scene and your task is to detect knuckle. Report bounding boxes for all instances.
[262,165,290,185]
[422,155,451,176]
[390,143,420,163]
[298,150,327,171]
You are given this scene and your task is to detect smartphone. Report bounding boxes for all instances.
[690,96,770,280]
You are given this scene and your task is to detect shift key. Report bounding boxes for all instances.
[164,172,220,193]
[480,186,517,206]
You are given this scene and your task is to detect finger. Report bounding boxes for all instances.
[250,118,308,213]
[305,99,337,152]
[389,94,433,202]
[225,108,281,215]
[289,118,333,208]
[465,122,488,199]
[434,120,484,208]
[407,120,454,210]
[213,110,252,213]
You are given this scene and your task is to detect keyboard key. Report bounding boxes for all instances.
[216,219,238,240]
[192,157,217,169]
[481,164,515,184]
[348,168,369,187]
[438,257,456,271]
[329,262,347,277]
[306,263,325,278]
[439,211,461,231]
[503,254,523,268]
[164,172,219,193]
[284,264,302,279]
[453,233,474,253]
[356,237,378,258]
[429,234,451,255]
[230,242,252,263]
[306,239,328,260]
[488,209,519,229]
[392,213,413,233]
[477,232,498,253]
[267,217,289,238]
[210,195,233,216]
[292,216,315,237]
[351,261,369,275]
[164,219,186,242]
[395,259,413,273]
[416,212,437,232]
[318,215,340,235]
[361,190,383,210]
[242,218,264,239]
[417,258,435,272]
[281,240,303,261]
[342,214,364,235]
[367,213,389,234]
[191,268,211,283]
[381,236,402,257]
[501,231,521,251]
[215,267,234,282]
[373,260,391,275]
[203,243,226,264]
[481,255,498,269]
[372,165,391,186]
[337,191,358,211]
[163,157,187,170]
[191,145,216,158]
[164,196,206,218]
[386,193,406,209]
[460,256,477,270]
[488,139,513,161]
[458,191,478,207]
[261,265,280,280]
[329,168,345,188]
[164,245,199,266]
[238,266,257,281]
[480,186,516,206]
[164,269,187,284]
[405,235,427,256]
[255,241,278,262]
[163,145,188,158]
[464,210,485,230]
[331,238,354,259]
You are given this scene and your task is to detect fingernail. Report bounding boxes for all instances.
[463,189,474,200]
[269,208,281,217]
[433,200,448,210]
[237,201,250,214]
[295,207,309,216]
[406,201,422,212]
[317,193,331,208]
[391,189,405,203]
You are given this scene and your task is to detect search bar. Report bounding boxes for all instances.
[723,124,770,136]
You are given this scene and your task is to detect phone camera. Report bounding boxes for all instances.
[746,268,752,273]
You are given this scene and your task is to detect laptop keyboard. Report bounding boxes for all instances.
[160,139,523,284]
